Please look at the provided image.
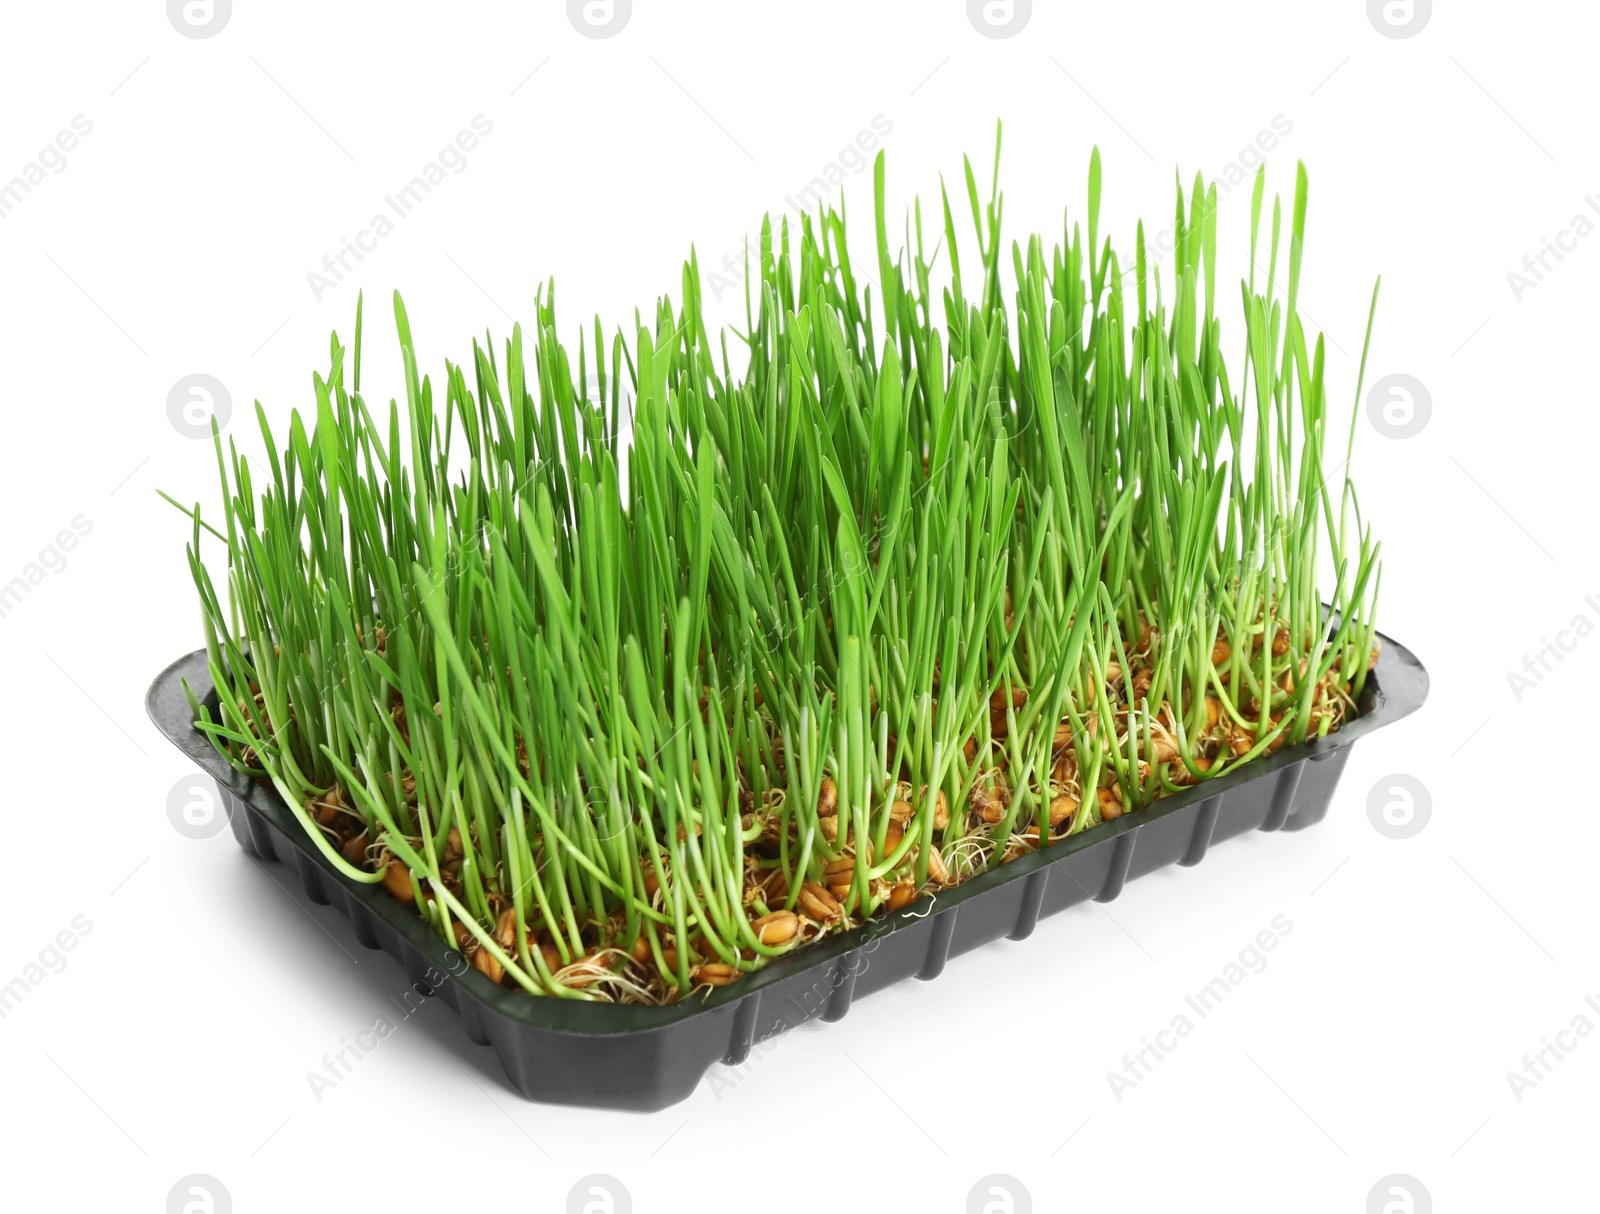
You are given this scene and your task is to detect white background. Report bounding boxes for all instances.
[0,2,1592,1211]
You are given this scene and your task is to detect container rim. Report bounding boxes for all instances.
[146,629,1427,1037]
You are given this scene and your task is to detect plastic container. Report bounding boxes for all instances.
[147,632,1426,1111]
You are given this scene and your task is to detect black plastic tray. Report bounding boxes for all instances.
[147,633,1426,1111]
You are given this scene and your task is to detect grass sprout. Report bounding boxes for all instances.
[171,126,1383,1004]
